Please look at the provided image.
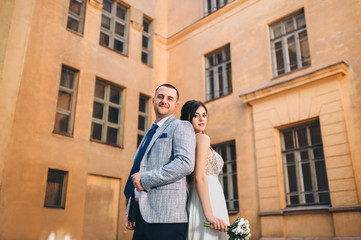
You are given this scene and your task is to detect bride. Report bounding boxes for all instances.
[181,100,229,240]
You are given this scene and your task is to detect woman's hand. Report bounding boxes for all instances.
[206,216,228,232]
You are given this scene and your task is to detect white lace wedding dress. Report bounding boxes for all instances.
[187,148,230,240]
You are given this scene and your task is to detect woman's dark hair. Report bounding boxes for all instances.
[180,100,207,123]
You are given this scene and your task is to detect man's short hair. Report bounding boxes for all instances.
[155,84,179,101]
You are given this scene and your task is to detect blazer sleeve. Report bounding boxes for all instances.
[141,120,196,191]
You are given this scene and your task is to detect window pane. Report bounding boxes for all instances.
[44,170,66,208]
[61,68,75,89]
[226,62,232,94]
[300,151,309,162]
[143,19,150,33]
[315,160,329,191]
[305,193,314,203]
[287,165,298,192]
[116,4,126,20]
[100,32,110,46]
[273,24,282,39]
[218,66,224,96]
[286,153,294,163]
[114,39,124,53]
[94,81,105,99]
[310,124,322,144]
[92,102,104,119]
[275,41,285,75]
[115,22,125,36]
[296,13,306,28]
[138,116,146,131]
[313,148,324,160]
[69,0,82,15]
[284,131,294,150]
[141,51,148,64]
[290,195,299,204]
[67,17,79,32]
[54,113,69,133]
[101,15,111,30]
[142,35,149,48]
[106,127,118,144]
[319,192,330,204]
[287,36,298,71]
[208,70,214,100]
[91,122,102,140]
[302,162,312,191]
[139,97,146,113]
[285,19,294,33]
[108,106,119,124]
[297,128,308,147]
[137,134,144,147]
[110,86,120,104]
[57,91,72,110]
[103,0,112,13]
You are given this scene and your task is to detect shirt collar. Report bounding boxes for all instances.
[154,114,173,128]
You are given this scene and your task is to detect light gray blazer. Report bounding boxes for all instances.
[128,115,195,223]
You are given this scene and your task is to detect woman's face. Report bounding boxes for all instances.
[191,106,207,134]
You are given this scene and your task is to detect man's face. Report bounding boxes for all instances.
[153,86,179,120]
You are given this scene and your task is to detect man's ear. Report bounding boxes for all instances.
[175,102,179,109]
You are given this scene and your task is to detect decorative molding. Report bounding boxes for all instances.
[239,62,349,104]
[88,0,103,10]
[259,204,361,217]
[155,33,168,45]
[130,20,143,32]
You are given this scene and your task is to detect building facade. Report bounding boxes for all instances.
[0,0,360,239]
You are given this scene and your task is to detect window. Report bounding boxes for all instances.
[141,16,152,65]
[44,169,68,208]
[204,0,229,16]
[137,95,150,147]
[67,0,86,34]
[280,120,330,207]
[53,66,78,135]
[99,0,129,54]
[269,9,311,76]
[213,141,239,214]
[205,44,232,101]
[91,79,123,146]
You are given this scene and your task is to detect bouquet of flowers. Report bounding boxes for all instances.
[204,218,251,240]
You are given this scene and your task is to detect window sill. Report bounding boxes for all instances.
[99,44,128,58]
[52,130,74,138]
[90,138,124,149]
[259,204,361,217]
[271,65,311,81]
[205,92,233,103]
[66,28,84,37]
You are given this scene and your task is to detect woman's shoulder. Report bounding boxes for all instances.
[196,133,210,145]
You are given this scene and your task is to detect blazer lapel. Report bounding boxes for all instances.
[142,115,175,159]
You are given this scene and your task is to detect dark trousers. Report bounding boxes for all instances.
[132,211,187,240]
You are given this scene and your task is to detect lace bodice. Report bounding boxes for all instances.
[206,148,224,176]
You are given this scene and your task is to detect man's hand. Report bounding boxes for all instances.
[124,215,134,230]
[132,172,144,191]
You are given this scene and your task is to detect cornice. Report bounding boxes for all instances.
[166,0,257,48]
[239,62,349,104]
[130,20,143,32]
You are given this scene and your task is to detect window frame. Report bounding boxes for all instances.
[204,0,229,16]
[137,94,150,147]
[205,44,232,102]
[53,65,79,136]
[66,0,86,34]
[280,120,330,207]
[141,16,153,66]
[44,169,68,209]
[213,140,239,214]
[99,0,129,55]
[269,9,311,77]
[90,78,124,147]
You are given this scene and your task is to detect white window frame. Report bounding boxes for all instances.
[67,0,86,34]
[214,140,239,214]
[204,0,229,16]
[53,65,78,136]
[100,0,129,55]
[137,94,150,147]
[270,9,311,77]
[91,79,123,146]
[280,120,330,207]
[205,44,232,101]
[141,16,153,66]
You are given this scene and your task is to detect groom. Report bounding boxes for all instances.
[124,84,196,240]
